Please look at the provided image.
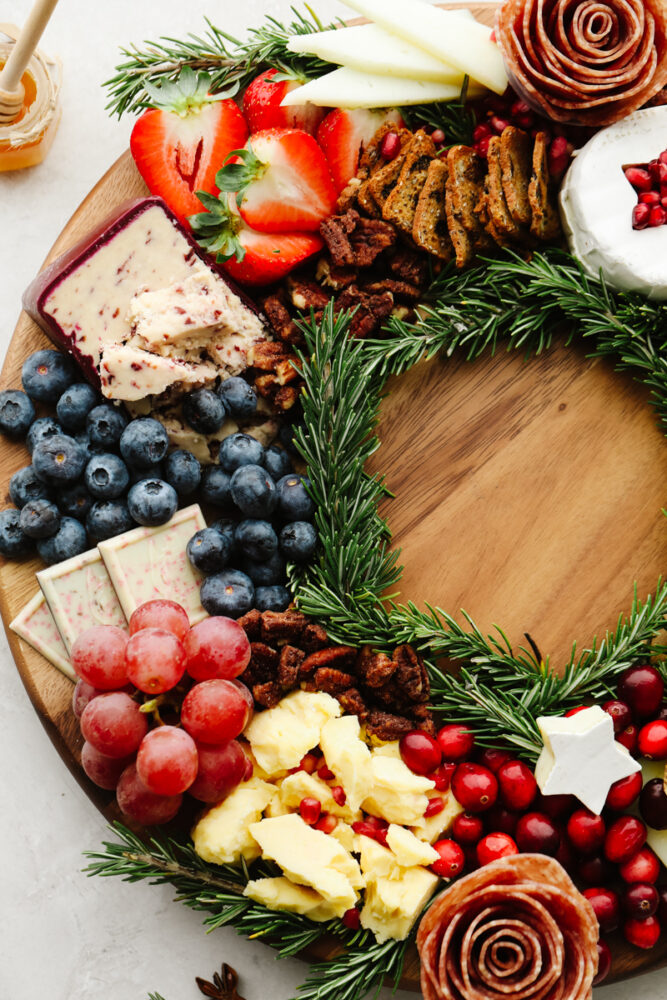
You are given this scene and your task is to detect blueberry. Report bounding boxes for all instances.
[33,434,86,485]
[74,429,97,465]
[22,349,77,403]
[56,383,100,431]
[87,404,128,450]
[36,517,88,564]
[263,444,292,481]
[200,466,233,508]
[200,569,255,618]
[230,464,276,518]
[255,585,291,613]
[280,521,318,562]
[127,479,178,527]
[84,453,130,500]
[187,527,231,574]
[26,416,62,454]
[119,417,169,469]
[210,517,236,553]
[57,482,93,521]
[276,474,315,521]
[0,390,35,438]
[242,550,285,586]
[0,509,34,558]
[129,462,163,486]
[217,377,257,419]
[9,465,52,508]
[235,519,278,561]
[86,500,134,541]
[19,499,61,539]
[219,432,265,472]
[182,388,226,434]
[164,449,201,496]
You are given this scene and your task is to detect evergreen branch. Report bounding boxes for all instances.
[402,79,475,146]
[296,935,411,1000]
[104,7,341,117]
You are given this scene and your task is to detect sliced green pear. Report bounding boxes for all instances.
[281,67,483,109]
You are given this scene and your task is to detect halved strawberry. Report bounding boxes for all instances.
[217,128,337,233]
[243,68,327,135]
[316,108,405,194]
[130,68,249,225]
[189,192,322,287]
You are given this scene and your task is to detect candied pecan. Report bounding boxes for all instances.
[253,681,282,709]
[300,622,329,652]
[299,645,357,677]
[356,645,396,689]
[334,285,394,338]
[314,667,357,694]
[238,608,262,641]
[287,277,331,311]
[249,642,280,682]
[275,357,301,385]
[393,644,430,703]
[255,373,280,399]
[278,645,305,691]
[260,609,308,644]
[336,687,368,721]
[335,176,363,214]
[273,385,299,412]
[261,294,294,337]
[411,704,436,736]
[320,210,396,268]
[372,678,411,712]
[315,257,358,291]
[363,278,422,302]
[365,709,415,741]
[248,341,291,370]
[389,247,429,287]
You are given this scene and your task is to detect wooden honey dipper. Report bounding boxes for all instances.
[0,0,60,124]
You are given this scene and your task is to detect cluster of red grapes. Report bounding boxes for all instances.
[71,600,254,825]
[396,663,667,983]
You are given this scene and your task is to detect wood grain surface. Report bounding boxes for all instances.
[1,2,666,988]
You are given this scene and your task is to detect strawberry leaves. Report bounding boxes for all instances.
[215,147,267,207]
[189,192,246,262]
[143,66,238,116]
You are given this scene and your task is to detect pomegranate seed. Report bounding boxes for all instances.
[616,724,639,752]
[593,940,612,985]
[659,163,667,185]
[515,112,535,129]
[496,760,537,811]
[477,748,512,773]
[624,915,661,949]
[400,730,442,775]
[583,887,621,932]
[452,762,498,813]
[341,907,360,929]
[424,796,445,818]
[510,98,532,116]
[606,771,643,811]
[515,812,560,855]
[623,883,659,920]
[604,816,647,864]
[619,846,661,885]
[602,699,632,733]
[662,195,667,209]
[300,752,319,774]
[317,764,335,781]
[436,724,475,762]
[476,831,518,866]
[489,115,509,134]
[430,761,457,791]
[364,815,388,831]
[660,150,667,165]
[550,135,568,158]
[624,166,653,192]
[299,797,322,825]
[618,664,664,717]
[476,136,491,158]
[380,132,401,160]
[314,812,337,834]
[567,809,605,855]
[331,785,346,806]
[431,838,465,877]
[473,122,493,143]
[639,190,661,204]
[649,159,661,184]
[451,812,484,844]
[648,205,667,227]
[352,819,388,845]
[431,128,445,146]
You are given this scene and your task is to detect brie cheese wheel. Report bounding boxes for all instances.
[560,107,667,298]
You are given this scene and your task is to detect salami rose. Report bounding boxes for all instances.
[417,854,599,1000]
[495,0,667,125]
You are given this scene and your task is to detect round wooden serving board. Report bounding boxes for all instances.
[1,2,666,989]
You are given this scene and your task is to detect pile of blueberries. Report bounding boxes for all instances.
[0,350,315,610]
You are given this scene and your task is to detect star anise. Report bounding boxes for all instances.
[196,963,246,1000]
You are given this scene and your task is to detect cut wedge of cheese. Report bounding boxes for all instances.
[320,714,372,813]
[341,0,507,94]
[360,866,439,943]
[362,755,435,824]
[244,877,338,922]
[386,824,439,867]
[244,690,341,772]
[282,68,481,109]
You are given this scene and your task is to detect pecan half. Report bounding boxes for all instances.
[299,645,357,677]
[336,687,368,721]
[237,609,262,641]
[314,667,357,694]
[253,680,282,709]
[365,709,415,742]
[356,645,396,688]
[278,645,305,691]
[393,644,430,703]
[260,609,308,644]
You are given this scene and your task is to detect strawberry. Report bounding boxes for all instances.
[189,192,322,286]
[316,108,405,194]
[242,68,327,135]
[130,68,249,225]
[216,128,337,233]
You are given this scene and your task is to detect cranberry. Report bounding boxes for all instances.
[476,832,518,866]
[436,724,474,761]
[658,885,667,926]
[484,805,518,835]
[577,853,613,885]
[616,724,639,753]
[593,940,612,986]
[380,132,400,160]
[648,205,667,227]
[477,748,512,773]
[515,812,560,855]
[425,796,445,818]
[496,760,537,811]
[451,813,484,844]
[567,809,605,855]
[583,887,621,933]
[604,816,647,863]
[555,833,576,873]
[618,665,664,717]
[623,883,659,920]
[430,761,457,791]
[624,914,661,949]
[299,797,321,825]
[341,907,360,929]
[633,203,651,230]
[536,792,575,819]
[317,764,335,781]
[331,785,346,806]
[605,771,643,811]
[314,813,337,834]
[624,166,653,192]
[400,730,442,776]
[564,705,587,717]
[638,719,667,759]
[602,699,632,733]
[452,762,498,813]
[431,838,465,878]
[619,846,660,884]
[639,778,667,829]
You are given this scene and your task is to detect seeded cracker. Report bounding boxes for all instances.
[529,132,562,241]
[445,146,490,268]
[486,135,526,241]
[412,159,453,261]
[383,130,437,237]
[499,126,533,228]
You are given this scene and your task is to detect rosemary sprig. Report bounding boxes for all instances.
[403,78,475,146]
[104,7,340,118]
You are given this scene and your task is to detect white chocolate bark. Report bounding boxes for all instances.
[10,591,74,681]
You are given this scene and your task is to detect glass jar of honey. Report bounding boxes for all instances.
[0,23,61,172]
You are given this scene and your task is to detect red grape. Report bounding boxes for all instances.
[116,762,182,825]
[136,726,198,795]
[80,691,148,758]
[125,628,186,693]
[72,679,101,718]
[129,599,190,641]
[71,625,129,690]
[184,616,251,681]
[188,740,248,803]
[81,741,132,790]
[180,679,252,744]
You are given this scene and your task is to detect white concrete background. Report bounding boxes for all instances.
[0,1,664,998]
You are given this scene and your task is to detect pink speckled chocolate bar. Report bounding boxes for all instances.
[10,591,74,681]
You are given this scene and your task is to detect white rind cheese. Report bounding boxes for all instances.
[191,778,277,864]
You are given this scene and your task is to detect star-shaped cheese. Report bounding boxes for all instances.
[535,705,641,814]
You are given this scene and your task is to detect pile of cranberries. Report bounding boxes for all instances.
[626,151,667,230]
[396,663,667,981]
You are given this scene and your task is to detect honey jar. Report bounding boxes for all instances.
[0,23,61,172]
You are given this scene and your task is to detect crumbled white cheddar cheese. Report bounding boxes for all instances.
[362,755,435,824]
[248,814,363,915]
[371,741,402,759]
[244,877,337,922]
[245,690,341,773]
[411,791,463,843]
[320,715,373,812]
[386,824,439,867]
[330,822,360,853]
[360,866,439,944]
[192,778,276,864]
[359,835,399,881]
[278,769,361,822]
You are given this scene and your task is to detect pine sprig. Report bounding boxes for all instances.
[402,78,475,146]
